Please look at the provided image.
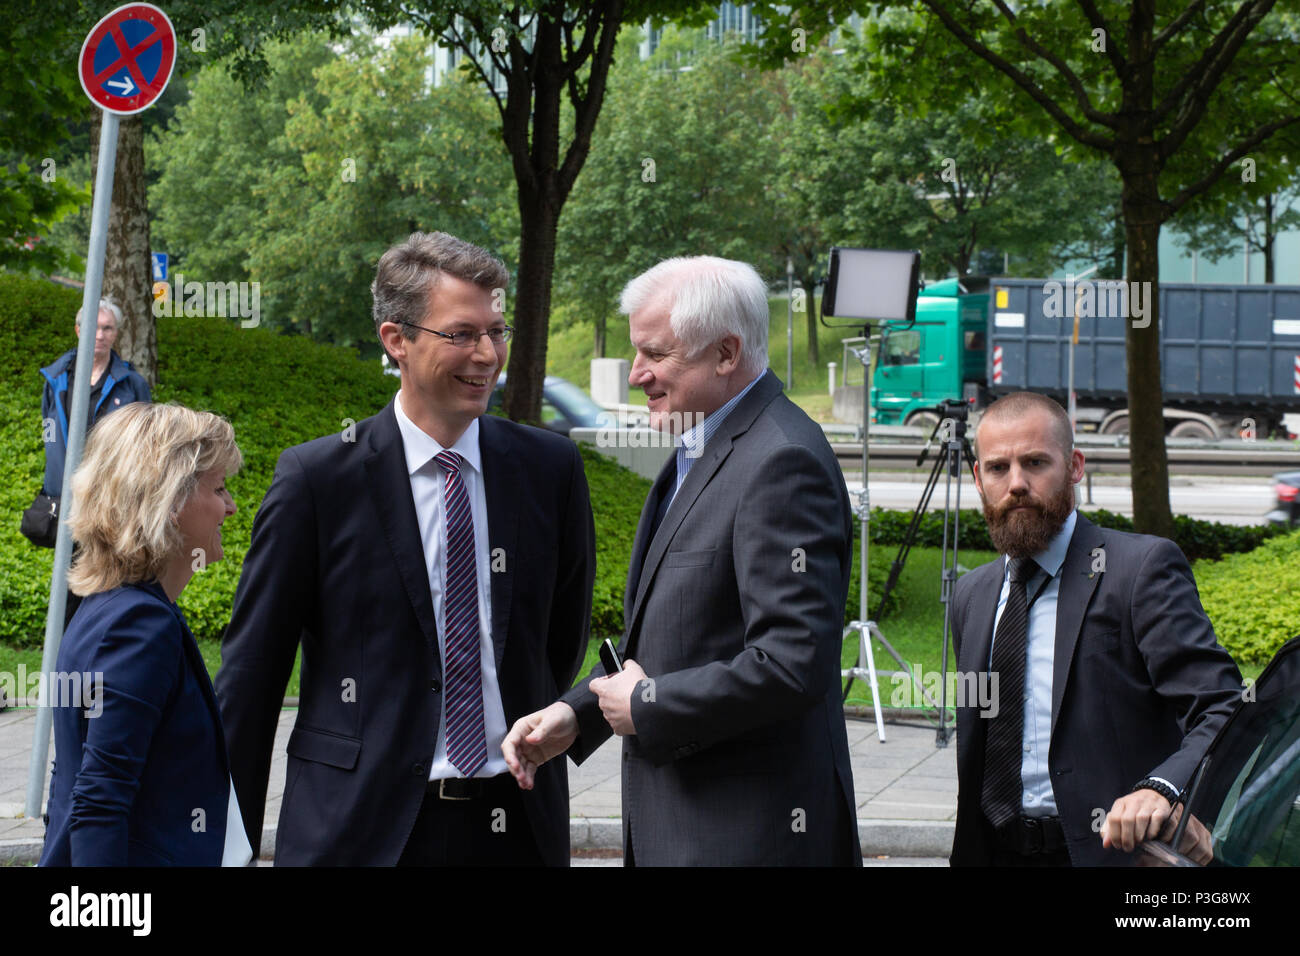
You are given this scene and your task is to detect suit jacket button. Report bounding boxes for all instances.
[430,679,441,692]
[412,763,425,776]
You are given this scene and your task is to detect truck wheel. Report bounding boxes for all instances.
[1169,419,1217,440]
[905,410,942,430]
[1100,415,1129,436]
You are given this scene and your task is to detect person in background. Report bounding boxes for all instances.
[36,298,151,623]
[40,402,249,867]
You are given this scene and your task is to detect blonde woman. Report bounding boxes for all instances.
[40,402,251,867]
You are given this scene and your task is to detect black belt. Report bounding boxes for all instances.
[993,814,1067,855]
[426,774,507,801]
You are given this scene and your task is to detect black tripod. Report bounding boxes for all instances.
[874,404,977,622]
[842,400,976,747]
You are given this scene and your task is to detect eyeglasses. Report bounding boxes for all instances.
[401,321,513,348]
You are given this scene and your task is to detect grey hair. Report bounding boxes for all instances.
[620,256,769,376]
[371,232,509,350]
[75,298,123,327]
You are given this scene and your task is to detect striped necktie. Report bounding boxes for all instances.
[435,450,487,778]
[981,555,1037,829]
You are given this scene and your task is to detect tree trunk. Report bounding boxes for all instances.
[505,186,559,424]
[1121,161,1174,539]
[1108,202,1125,279]
[90,111,156,385]
[802,279,819,368]
[594,312,606,358]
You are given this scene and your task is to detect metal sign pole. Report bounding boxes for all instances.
[25,110,120,820]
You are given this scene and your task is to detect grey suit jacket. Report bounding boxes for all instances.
[562,372,862,865]
[949,511,1243,865]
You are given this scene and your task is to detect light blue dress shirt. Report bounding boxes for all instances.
[670,370,768,504]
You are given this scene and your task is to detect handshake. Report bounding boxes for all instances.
[502,659,648,789]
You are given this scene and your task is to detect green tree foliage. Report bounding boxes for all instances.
[355,1,715,423]
[555,29,783,356]
[773,1,1300,538]
[0,2,92,274]
[1168,130,1300,283]
[150,30,516,347]
[778,40,1122,283]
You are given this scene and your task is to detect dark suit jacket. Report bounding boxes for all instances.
[561,372,862,865]
[216,401,595,866]
[42,581,229,866]
[950,512,1243,866]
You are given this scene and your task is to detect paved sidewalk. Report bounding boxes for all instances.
[1,704,956,864]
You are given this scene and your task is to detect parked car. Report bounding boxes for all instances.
[1265,470,1300,528]
[488,374,614,437]
[1140,634,1300,866]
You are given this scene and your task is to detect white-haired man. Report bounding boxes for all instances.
[504,256,861,865]
[34,299,151,625]
[39,299,151,505]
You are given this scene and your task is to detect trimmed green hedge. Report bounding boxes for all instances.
[1,273,1291,666]
[0,275,638,647]
[865,506,1285,563]
[576,444,648,635]
[1193,530,1300,665]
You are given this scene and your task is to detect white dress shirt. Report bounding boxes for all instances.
[393,394,508,779]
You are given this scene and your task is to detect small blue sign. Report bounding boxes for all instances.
[152,251,168,281]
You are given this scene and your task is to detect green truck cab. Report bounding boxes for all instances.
[870,277,989,427]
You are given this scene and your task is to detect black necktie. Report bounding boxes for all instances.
[981,556,1037,829]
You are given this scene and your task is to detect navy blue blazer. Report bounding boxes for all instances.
[41,580,230,866]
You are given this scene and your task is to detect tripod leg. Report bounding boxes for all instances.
[859,622,886,743]
[871,447,950,621]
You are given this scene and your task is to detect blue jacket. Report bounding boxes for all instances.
[40,348,151,496]
[40,581,230,866]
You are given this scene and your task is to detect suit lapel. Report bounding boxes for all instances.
[363,401,440,657]
[479,416,519,668]
[964,562,1002,679]
[140,582,228,771]
[622,456,676,649]
[1051,513,1104,736]
[625,373,782,645]
[955,560,1003,774]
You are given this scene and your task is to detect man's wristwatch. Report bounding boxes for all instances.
[1132,778,1179,804]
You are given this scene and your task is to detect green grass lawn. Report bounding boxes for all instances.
[842,546,997,709]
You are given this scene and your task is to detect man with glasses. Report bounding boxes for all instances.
[217,232,596,866]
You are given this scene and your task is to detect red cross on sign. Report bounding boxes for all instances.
[79,3,176,115]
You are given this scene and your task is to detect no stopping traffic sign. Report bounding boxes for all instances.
[78,3,176,114]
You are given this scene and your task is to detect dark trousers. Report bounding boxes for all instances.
[396,773,545,867]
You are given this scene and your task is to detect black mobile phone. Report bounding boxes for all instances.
[599,638,624,675]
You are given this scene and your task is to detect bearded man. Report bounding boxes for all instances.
[949,391,1242,866]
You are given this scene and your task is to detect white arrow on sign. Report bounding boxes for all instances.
[106,76,136,95]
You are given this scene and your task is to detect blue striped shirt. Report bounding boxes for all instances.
[671,370,768,504]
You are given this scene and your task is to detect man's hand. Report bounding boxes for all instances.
[588,659,647,736]
[1101,788,1174,854]
[1154,803,1215,865]
[502,702,578,790]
